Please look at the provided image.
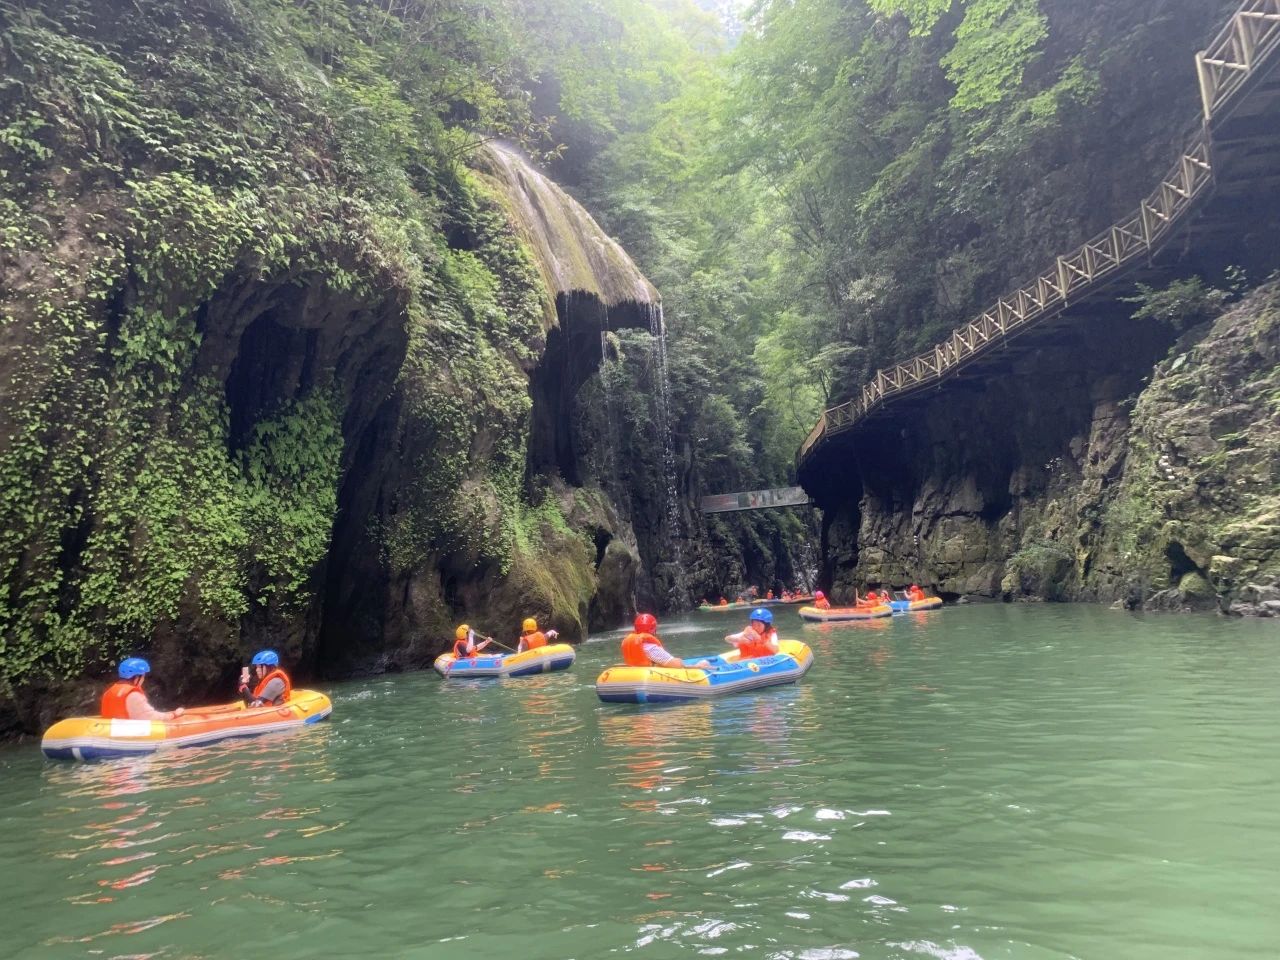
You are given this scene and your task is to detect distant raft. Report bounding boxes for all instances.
[434,643,576,678]
[41,690,333,761]
[697,599,784,612]
[595,638,814,704]
[889,596,943,613]
[798,603,893,622]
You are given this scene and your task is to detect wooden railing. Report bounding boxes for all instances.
[798,0,1280,468]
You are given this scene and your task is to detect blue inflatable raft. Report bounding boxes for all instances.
[434,643,576,678]
[595,639,813,704]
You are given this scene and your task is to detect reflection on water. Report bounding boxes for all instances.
[3,605,1280,959]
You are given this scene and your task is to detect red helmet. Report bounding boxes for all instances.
[634,613,658,634]
[815,590,825,600]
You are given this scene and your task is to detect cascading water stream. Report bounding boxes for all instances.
[649,304,689,608]
[599,328,621,498]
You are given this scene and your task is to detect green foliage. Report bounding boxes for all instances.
[1125,277,1231,332]
[0,0,569,694]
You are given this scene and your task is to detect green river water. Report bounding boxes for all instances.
[2,604,1279,959]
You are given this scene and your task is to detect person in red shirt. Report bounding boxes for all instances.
[100,658,185,721]
[813,590,831,610]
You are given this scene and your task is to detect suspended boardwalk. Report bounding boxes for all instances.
[797,0,1280,480]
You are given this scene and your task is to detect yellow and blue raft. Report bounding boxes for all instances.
[434,643,576,678]
[595,638,813,704]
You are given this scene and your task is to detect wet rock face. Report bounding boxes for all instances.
[1115,283,1280,612]
[475,144,659,310]
[817,282,1280,613]
[818,310,1172,601]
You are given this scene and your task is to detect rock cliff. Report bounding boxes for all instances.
[0,2,656,733]
[817,280,1280,613]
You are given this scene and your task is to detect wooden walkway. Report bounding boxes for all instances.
[797,0,1280,472]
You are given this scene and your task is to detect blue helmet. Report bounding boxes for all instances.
[251,649,280,667]
[750,607,773,625]
[118,657,151,679]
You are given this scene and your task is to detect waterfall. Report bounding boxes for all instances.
[599,328,620,498]
[649,304,689,608]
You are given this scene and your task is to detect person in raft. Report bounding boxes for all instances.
[813,590,831,610]
[854,588,883,607]
[725,607,780,660]
[101,658,185,721]
[516,617,559,653]
[237,649,292,707]
[452,624,493,660]
[621,614,710,668]
[907,584,927,602]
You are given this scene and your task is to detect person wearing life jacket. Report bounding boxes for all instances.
[853,588,874,608]
[238,650,292,707]
[725,607,780,660]
[516,617,558,653]
[765,589,775,601]
[621,614,692,668]
[718,597,729,606]
[813,590,831,610]
[101,658,186,721]
[452,624,492,660]
[907,584,927,602]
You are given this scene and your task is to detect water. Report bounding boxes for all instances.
[3,604,1280,959]
[649,304,689,606]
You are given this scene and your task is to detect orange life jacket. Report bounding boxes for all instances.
[909,587,926,601]
[521,631,547,651]
[452,637,474,659]
[621,632,662,666]
[100,681,141,720]
[252,668,292,704]
[734,626,777,660]
[815,597,831,610]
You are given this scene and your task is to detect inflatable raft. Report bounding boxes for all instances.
[433,643,576,678]
[798,603,893,622]
[889,596,943,613]
[595,638,813,704]
[697,599,784,612]
[41,690,332,761]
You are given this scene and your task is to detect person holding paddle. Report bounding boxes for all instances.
[452,624,493,660]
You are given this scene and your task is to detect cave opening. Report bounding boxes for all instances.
[224,309,320,451]
[526,292,653,488]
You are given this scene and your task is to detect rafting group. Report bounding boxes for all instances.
[435,606,813,705]
[41,585,940,760]
[800,583,942,621]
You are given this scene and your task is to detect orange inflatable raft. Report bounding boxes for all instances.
[41,690,332,761]
[798,603,893,622]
